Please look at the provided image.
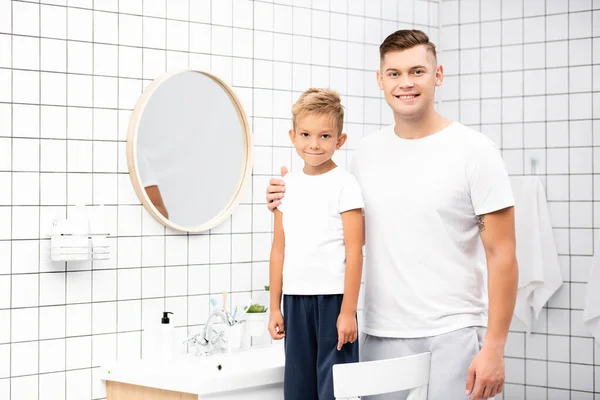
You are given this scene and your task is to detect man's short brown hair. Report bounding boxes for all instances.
[379,29,437,61]
[292,88,344,135]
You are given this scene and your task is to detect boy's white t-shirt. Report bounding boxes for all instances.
[278,167,364,295]
[351,122,515,338]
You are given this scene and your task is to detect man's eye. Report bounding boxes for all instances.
[389,72,398,77]
[413,70,424,75]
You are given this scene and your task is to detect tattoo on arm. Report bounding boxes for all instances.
[476,214,486,233]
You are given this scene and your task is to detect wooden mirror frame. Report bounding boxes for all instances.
[126,69,253,233]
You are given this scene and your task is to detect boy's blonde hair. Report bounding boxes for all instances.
[292,88,344,135]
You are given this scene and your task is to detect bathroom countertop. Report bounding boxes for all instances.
[100,343,285,396]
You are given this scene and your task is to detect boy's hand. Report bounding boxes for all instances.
[336,311,357,350]
[268,311,286,340]
[266,166,288,212]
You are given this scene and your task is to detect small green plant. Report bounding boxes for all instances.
[264,285,270,291]
[244,303,268,313]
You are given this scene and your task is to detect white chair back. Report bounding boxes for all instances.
[332,352,431,400]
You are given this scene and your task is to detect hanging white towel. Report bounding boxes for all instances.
[510,176,563,333]
[583,230,600,344]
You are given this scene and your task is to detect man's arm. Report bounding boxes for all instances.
[145,185,168,219]
[466,206,518,399]
[479,206,518,350]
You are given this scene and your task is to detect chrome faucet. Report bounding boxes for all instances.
[184,308,238,356]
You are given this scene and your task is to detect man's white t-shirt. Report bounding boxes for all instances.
[351,122,514,338]
[278,167,364,295]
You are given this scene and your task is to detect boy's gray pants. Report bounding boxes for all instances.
[360,326,486,400]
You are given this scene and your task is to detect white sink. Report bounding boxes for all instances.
[101,343,285,399]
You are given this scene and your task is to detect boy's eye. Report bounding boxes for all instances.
[321,134,331,139]
[300,132,309,137]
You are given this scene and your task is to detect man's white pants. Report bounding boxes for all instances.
[360,326,486,400]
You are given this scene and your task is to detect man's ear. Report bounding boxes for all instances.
[288,129,295,143]
[336,133,348,150]
[376,69,384,90]
[435,64,444,87]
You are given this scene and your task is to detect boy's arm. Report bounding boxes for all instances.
[269,209,285,313]
[340,208,364,316]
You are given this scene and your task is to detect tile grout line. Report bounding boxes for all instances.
[37,0,42,397]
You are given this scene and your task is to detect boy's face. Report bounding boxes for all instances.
[377,45,444,120]
[289,114,347,168]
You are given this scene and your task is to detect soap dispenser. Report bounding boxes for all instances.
[155,311,175,360]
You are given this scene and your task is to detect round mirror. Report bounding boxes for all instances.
[126,70,252,232]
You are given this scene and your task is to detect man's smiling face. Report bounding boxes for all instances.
[377,44,444,120]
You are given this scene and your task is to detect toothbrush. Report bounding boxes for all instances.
[233,306,238,319]
[210,298,218,308]
[223,291,228,311]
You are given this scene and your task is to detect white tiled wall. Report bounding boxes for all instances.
[438,0,600,398]
[0,0,439,399]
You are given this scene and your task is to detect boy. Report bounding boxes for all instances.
[268,88,364,400]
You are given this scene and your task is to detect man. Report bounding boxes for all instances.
[267,30,518,400]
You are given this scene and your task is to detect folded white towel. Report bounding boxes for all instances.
[510,176,563,333]
[583,230,600,344]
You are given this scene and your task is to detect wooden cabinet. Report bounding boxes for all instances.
[106,381,197,400]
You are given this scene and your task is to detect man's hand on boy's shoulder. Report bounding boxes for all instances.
[266,166,288,212]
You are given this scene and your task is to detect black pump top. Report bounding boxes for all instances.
[161,311,173,324]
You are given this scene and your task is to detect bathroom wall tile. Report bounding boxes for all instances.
[0,241,9,275]
[571,364,594,391]
[92,333,116,366]
[570,11,592,39]
[117,269,141,301]
[569,119,592,149]
[66,369,91,400]
[571,175,593,201]
[39,372,66,400]
[66,336,91,370]
[165,236,187,266]
[570,147,593,174]
[11,341,38,376]
[117,237,142,268]
[13,1,39,36]
[526,359,547,386]
[13,105,39,138]
[209,263,230,294]
[166,266,187,297]
[570,38,592,66]
[11,308,37,343]
[548,201,569,228]
[142,267,164,299]
[40,339,65,374]
[92,270,117,302]
[39,306,65,340]
[117,301,141,333]
[12,274,38,309]
[11,375,38,400]
[571,228,594,255]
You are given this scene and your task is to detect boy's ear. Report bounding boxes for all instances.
[336,133,348,150]
[288,129,295,143]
